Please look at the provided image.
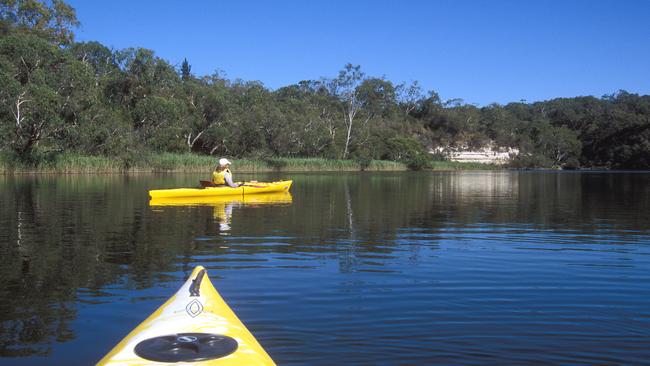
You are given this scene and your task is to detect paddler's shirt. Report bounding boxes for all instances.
[212,168,238,188]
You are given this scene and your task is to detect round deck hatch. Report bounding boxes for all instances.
[134,333,238,362]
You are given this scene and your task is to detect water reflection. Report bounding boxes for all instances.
[150,192,293,234]
[0,172,649,365]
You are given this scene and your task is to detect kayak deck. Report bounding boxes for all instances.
[97,266,275,365]
[149,180,292,199]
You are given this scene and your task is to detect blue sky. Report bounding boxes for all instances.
[67,0,649,106]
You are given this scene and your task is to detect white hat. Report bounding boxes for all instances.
[218,158,232,166]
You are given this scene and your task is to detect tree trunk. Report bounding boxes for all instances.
[342,104,356,159]
[343,116,353,159]
[186,130,205,151]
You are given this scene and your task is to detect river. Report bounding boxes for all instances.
[1,171,649,365]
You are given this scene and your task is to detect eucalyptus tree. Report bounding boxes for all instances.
[69,41,118,84]
[328,63,368,159]
[0,33,94,161]
[351,77,397,156]
[272,82,339,157]
[296,80,343,157]
[481,103,520,147]
[181,75,234,154]
[0,0,79,45]
[396,80,424,117]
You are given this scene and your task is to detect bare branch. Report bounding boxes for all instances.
[12,91,30,129]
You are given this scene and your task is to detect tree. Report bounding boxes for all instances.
[357,77,396,118]
[0,0,79,45]
[329,63,368,159]
[181,58,191,81]
[181,78,229,153]
[0,33,93,161]
[481,103,520,147]
[512,119,581,168]
[69,41,117,82]
[379,135,431,170]
[132,95,184,152]
[396,80,424,117]
[277,80,343,157]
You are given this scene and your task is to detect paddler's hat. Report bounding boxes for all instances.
[218,158,232,166]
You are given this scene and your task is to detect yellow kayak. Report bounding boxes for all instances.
[149,180,292,199]
[149,192,292,207]
[97,266,276,365]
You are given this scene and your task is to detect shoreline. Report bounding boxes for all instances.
[0,153,500,174]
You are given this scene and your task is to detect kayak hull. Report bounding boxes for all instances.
[97,266,275,365]
[150,192,292,207]
[149,180,292,199]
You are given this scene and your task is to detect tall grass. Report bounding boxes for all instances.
[145,155,407,172]
[2,154,125,174]
[47,154,124,173]
[0,152,498,174]
[249,158,406,171]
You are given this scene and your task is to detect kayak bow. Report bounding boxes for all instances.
[97,266,275,365]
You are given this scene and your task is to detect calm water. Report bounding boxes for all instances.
[1,171,649,365]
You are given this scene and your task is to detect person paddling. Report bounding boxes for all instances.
[212,158,241,188]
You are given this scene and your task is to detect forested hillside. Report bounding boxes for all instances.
[1,0,649,170]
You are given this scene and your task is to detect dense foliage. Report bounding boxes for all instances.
[1,0,649,170]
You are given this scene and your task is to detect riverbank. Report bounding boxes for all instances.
[0,153,499,174]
